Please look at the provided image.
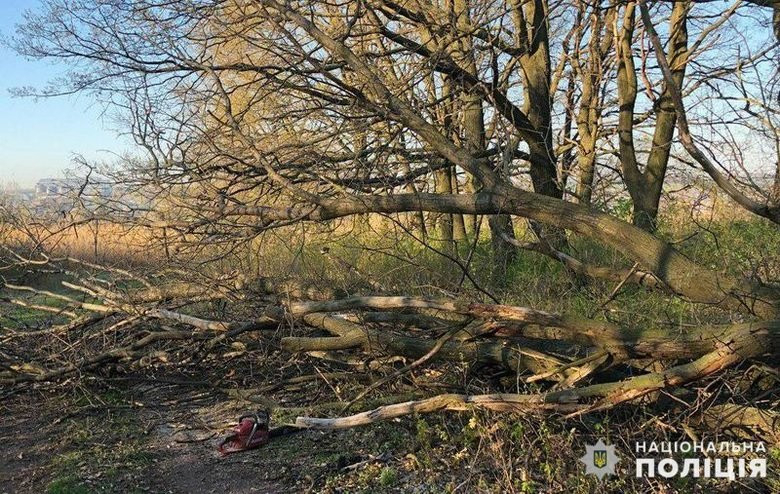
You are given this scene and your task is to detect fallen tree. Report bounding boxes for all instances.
[0,252,777,441]
[3,0,780,448]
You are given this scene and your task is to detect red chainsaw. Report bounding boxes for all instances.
[217,410,300,455]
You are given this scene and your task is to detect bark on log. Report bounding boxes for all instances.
[295,324,773,428]
[693,404,780,444]
[286,313,578,376]
[287,296,780,360]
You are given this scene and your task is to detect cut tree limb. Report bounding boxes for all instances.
[287,313,579,377]
[295,323,773,428]
[287,295,780,360]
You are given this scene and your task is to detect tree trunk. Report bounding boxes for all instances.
[574,5,614,205]
[575,143,597,205]
[451,171,468,241]
[513,0,567,250]
[452,0,516,271]
[618,1,689,232]
[435,166,455,254]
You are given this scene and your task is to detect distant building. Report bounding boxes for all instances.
[34,178,113,199]
[2,176,149,220]
[28,177,114,217]
[35,178,71,197]
[0,188,35,204]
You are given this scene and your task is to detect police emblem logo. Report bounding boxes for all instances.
[580,439,620,479]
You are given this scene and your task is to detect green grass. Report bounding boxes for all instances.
[47,476,92,494]
[44,393,153,494]
[0,276,80,329]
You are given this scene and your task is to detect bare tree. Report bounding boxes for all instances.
[4,0,780,434]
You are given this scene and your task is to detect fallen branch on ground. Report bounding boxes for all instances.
[0,253,777,442]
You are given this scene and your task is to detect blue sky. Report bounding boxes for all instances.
[0,0,133,188]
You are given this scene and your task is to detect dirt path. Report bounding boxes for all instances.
[0,384,341,494]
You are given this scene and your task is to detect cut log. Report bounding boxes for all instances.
[288,313,579,377]
[295,325,772,428]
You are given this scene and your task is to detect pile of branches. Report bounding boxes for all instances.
[1,251,778,442]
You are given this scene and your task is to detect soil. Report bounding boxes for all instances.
[0,381,348,494]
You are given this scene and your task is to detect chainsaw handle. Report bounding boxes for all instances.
[238,410,269,424]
